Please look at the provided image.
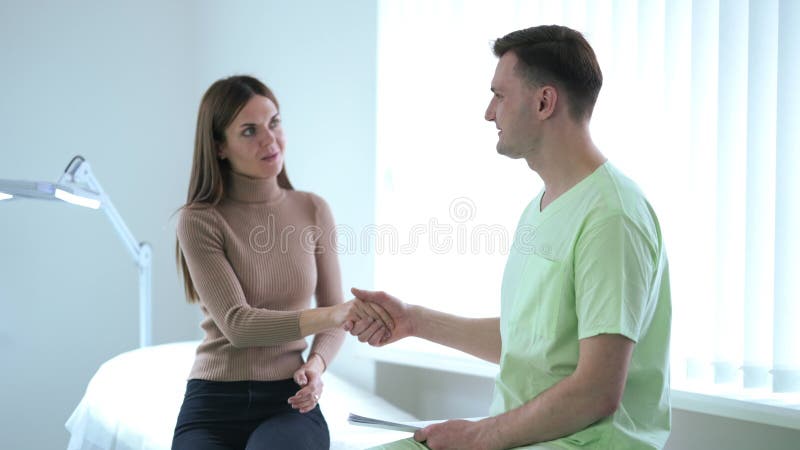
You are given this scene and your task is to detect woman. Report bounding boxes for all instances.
[172,75,354,449]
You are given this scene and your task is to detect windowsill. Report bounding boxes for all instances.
[358,340,800,431]
[671,383,800,430]
[358,337,498,378]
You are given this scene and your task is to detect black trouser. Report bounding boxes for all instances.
[172,378,329,450]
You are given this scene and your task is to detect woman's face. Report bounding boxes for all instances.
[218,95,285,179]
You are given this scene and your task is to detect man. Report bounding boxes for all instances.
[347,25,671,450]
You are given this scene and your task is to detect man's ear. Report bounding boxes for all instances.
[537,85,558,119]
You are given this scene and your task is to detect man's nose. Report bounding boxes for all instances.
[484,101,495,121]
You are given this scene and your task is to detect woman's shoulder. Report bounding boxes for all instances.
[285,189,330,209]
[285,190,335,223]
[176,203,221,233]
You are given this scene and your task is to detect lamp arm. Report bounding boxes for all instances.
[60,157,153,347]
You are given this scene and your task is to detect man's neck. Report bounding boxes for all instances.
[527,124,605,211]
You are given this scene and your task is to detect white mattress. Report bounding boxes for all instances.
[65,341,418,450]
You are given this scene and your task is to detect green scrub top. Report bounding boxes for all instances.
[491,162,671,449]
[369,163,671,450]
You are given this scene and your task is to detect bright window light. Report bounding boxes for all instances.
[375,0,800,411]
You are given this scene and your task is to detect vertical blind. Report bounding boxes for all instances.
[375,0,800,396]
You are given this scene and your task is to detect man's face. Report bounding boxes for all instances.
[484,52,538,159]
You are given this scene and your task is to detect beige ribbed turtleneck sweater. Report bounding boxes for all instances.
[177,171,345,381]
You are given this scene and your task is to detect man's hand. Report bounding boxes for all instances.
[414,419,502,450]
[345,287,416,346]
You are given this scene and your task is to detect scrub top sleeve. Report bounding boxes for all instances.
[574,213,657,342]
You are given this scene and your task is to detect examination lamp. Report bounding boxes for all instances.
[0,155,152,347]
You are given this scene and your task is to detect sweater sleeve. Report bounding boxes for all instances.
[307,194,346,367]
[177,207,302,348]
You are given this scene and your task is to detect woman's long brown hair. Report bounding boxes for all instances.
[177,75,293,302]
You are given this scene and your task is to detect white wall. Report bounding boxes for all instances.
[0,1,377,448]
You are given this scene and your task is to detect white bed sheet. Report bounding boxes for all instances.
[65,341,417,450]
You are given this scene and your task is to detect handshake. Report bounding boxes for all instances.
[340,287,414,347]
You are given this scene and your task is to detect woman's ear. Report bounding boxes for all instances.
[217,143,227,160]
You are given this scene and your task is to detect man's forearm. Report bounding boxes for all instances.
[411,306,501,364]
[482,372,617,448]
[481,334,633,448]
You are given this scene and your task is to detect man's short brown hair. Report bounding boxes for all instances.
[493,25,603,121]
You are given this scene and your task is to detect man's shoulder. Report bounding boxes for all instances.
[583,163,654,222]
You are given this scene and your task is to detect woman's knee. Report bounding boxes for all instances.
[172,428,235,450]
[245,408,329,450]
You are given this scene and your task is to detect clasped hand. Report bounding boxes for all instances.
[342,289,502,449]
[343,287,413,346]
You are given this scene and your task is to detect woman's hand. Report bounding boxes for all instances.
[345,288,413,346]
[288,359,324,413]
[300,300,364,337]
[329,300,355,328]
[299,298,394,337]
[344,299,390,345]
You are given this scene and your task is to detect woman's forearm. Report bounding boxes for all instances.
[299,303,349,337]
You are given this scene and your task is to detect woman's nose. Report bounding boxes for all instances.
[261,126,276,145]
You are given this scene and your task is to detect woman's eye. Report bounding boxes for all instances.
[242,126,255,137]
[269,117,281,129]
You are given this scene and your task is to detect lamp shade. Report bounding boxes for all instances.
[0,179,101,209]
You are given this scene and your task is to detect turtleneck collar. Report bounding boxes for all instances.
[225,170,286,204]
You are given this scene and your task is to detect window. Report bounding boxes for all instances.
[373,0,800,424]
